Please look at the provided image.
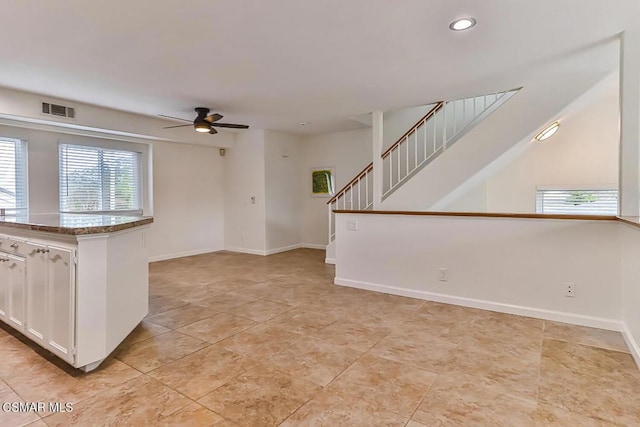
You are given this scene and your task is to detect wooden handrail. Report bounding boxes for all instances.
[332,210,618,221]
[327,162,373,204]
[381,101,445,159]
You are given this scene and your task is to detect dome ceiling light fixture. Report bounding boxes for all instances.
[449,17,477,31]
[534,121,561,142]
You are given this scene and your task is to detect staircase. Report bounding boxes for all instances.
[326,89,520,246]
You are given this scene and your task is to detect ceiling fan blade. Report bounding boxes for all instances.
[209,127,218,135]
[163,124,192,129]
[158,114,192,122]
[211,123,249,129]
[204,113,223,123]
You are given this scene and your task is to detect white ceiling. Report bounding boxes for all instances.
[0,0,638,135]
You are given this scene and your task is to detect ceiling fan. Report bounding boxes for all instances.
[160,107,249,135]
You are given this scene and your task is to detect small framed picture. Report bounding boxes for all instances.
[310,167,335,197]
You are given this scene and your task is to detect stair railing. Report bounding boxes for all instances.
[326,162,373,242]
[327,88,520,243]
[381,89,519,199]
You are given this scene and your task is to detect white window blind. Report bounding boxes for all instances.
[0,137,28,215]
[59,144,142,215]
[536,189,618,215]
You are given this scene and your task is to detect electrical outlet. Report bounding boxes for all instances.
[565,282,576,298]
[438,268,448,282]
[346,218,358,231]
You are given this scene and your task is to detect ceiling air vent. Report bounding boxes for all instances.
[42,102,75,119]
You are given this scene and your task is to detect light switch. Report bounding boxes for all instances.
[346,218,358,230]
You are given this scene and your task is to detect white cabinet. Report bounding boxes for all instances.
[0,223,149,372]
[46,246,75,363]
[0,253,27,332]
[1,238,75,364]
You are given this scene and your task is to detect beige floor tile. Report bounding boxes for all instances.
[327,354,438,417]
[198,365,321,427]
[369,329,456,373]
[413,374,538,426]
[264,307,341,335]
[225,299,294,322]
[217,324,303,360]
[43,376,194,426]
[148,295,189,315]
[3,357,140,406]
[311,319,391,352]
[146,401,229,426]
[148,345,259,399]
[531,403,617,426]
[146,303,217,329]
[2,249,638,426]
[281,390,408,427]
[0,380,41,427]
[266,336,362,386]
[544,320,629,352]
[196,292,259,312]
[114,331,209,373]
[538,339,640,425]
[177,313,257,343]
[120,319,170,347]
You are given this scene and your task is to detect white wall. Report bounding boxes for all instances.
[148,140,224,260]
[482,89,619,213]
[383,104,435,151]
[223,130,267,254]
[621,223,640,364]
[0,124,227,261]
[0,86,233,148]
[300,128,372,246]
[264,130,302,252]
[382,70,611,211]
[335,213,622,328]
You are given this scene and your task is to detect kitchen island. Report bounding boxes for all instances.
[0,213,153,372]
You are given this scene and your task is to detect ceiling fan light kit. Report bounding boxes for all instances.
[160,107,249,135]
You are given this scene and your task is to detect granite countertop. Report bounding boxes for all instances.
[0,213,154,235]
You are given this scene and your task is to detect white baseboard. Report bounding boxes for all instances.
[149,247,222,262]
[224,243,325,257]
[224,246,268,256]
[334,277,623,332]
[325,258,336,265]
[622,323,640,368]
[300,243,327,250]
[265,244,303,255]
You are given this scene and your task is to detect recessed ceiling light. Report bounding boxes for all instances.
[534,121,560,141]
[449,17,477,31]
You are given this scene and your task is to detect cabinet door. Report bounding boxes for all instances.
[0,252,9,321]
[25,243,48,346]
[6,255,26,331]
[47,246,75,363]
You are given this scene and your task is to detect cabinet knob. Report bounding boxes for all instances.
[0,258,8,262]
[10,243,18,248]
[36,248,50,254]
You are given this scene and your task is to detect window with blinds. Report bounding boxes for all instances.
[0,137,28,215]
[536,188,618,215]
[59,144,142,215]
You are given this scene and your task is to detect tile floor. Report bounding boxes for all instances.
[1,248,639,426]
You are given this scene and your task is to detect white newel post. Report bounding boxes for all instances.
[619,26,640,217]
[372,111,383,209]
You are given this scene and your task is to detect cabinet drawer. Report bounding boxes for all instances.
[0,236,27,257]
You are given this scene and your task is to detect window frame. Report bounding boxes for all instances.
[0,137,28,216]
[535,185,618,216]
[58,142,145,216]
